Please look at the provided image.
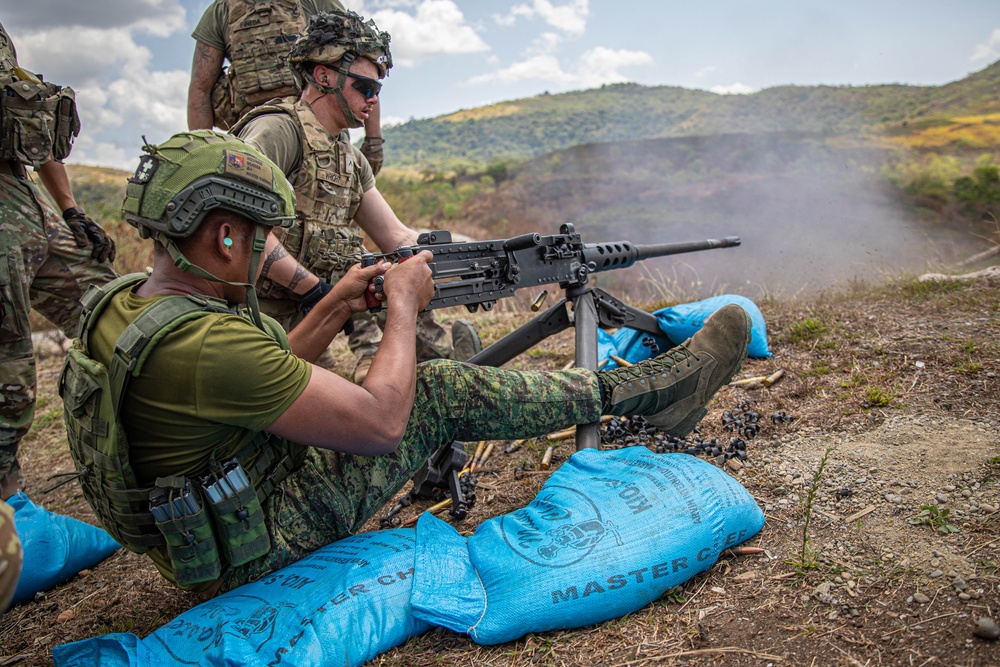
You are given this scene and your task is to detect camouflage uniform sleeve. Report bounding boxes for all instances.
[0,500,22,612]
[191,0,227,52]
[349,143,376,192]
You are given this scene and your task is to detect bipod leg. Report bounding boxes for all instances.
[468,299,572,368]
[569,287,601,451]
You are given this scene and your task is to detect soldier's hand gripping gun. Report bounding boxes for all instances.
[361,223,740,313]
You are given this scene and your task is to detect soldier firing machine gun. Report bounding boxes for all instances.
[366,223,740,525]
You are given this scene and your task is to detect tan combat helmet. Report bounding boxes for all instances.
[287,9,392,128]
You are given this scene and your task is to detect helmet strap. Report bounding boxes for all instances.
[302,53,365,129]
[243,224,270,329]
[156,228,269,330]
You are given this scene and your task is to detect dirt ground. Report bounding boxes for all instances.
[1,271,998,667]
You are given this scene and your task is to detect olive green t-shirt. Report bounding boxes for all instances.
[192,0,346,52]
[89,285,312,486]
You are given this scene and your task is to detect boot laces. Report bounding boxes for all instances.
[610,345,695,383]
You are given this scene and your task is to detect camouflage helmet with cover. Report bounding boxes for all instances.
[122,129,296,328]
[123,129,295,239]
[288,9,392,128]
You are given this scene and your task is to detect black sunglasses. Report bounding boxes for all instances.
[346,72,382,99]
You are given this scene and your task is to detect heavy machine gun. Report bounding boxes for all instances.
[369,223,740,525]
[362,223,740,316]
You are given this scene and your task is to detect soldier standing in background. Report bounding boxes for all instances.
[0,22,118,499]
[232,10,479,381]
[187,0,387,176]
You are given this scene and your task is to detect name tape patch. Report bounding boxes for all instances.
[223,149,274,190]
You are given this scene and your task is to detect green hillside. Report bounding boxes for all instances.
[383,60,1000,168]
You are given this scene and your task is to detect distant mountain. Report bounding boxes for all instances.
[383,60,1000,168]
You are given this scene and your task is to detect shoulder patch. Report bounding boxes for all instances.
[223,149,274,190]
[129,155,158,184]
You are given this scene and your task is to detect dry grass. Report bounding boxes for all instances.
[3,273,1000,666]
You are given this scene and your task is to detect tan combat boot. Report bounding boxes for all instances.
[597,304,751,437]
[0,455,24,501]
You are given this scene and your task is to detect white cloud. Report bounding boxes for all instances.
[469,46,650,88]
[694,66,717,78]
[469,54,575,86]
[107,68,189,130]
[709,82,755,95]
[528,32,564,56]
[0,0,186,36]
[495,0,590,36]
[73,135,133,171]
[970,28,1000,62]
[12,23,187,168]
[578,47,652,83]
[380,115,407,128]
[370,0,489,67]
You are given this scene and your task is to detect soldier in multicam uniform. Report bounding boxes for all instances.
[61,129,750,593]
[0,22,117,499]
[231,10,479,381]
[187,0,386,177]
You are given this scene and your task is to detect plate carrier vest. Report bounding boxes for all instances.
[59,274,307,586]
[232,99,367,298]
[212,0,306,129]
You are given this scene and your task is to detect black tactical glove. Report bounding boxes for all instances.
[300,280,355,334]
[299,280,333,316]
[63,207,116,263]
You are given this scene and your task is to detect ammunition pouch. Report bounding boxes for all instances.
[212,0,304,129]
[210,70,237,131]
[1,69,80,165]
[150,476,222,586]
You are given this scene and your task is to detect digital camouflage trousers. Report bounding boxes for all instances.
[218,359,602,592]
[0,174,117,472]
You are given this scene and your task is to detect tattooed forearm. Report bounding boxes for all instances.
[260,244,289,279]
[188,42,225,129]
[287,265,309,292]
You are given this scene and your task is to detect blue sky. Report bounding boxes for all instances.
[1,0,998,170]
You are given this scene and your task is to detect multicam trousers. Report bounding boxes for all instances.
[0,499,21,611]
[219,360,602,591]
[0,174,117,475]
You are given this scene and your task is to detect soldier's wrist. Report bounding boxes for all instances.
[62,206,85,221]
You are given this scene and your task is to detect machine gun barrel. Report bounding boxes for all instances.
[584,236,741,273]
[362,227,740,313]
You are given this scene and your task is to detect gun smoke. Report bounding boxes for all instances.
[497,132,991,301]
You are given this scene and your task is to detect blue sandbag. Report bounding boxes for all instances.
[657,295,771,358]
[8,492,120,606]
[597,328,671,370]
[411,447,764,645]
[596,295,771,371]
[54,529,432,667]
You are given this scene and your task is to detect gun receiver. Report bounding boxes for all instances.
[363,223,740,313]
